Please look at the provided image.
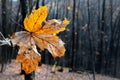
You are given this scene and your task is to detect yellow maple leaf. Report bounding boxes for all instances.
[24,6,48,32]
[12,6,69,74]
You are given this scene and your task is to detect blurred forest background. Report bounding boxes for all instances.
[0,0,120,78]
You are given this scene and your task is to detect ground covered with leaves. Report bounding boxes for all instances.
[0,60,119,80]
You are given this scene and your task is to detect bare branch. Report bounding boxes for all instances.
[0,32,11,46]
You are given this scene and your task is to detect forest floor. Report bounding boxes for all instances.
[0,60,119,80]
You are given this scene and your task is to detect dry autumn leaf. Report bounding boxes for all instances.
[32,34,65,58]
[16,47,41,74]
[35,19,69,35]
[11,31,41,74]
[10,6,69,74]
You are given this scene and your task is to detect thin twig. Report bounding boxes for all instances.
[0,32,6,40]
[9,17,24,29]
[0,32,11,46]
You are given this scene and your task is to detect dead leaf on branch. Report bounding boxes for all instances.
[11,31,41,74]
[17,6,69,74]
[0,6,69,74]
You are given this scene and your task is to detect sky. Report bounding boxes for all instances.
[12,0,17,2]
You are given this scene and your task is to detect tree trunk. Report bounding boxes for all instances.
[0,0,7,73]
[20,0,35,80]
[24,71,35,80]
[87,0,96,80]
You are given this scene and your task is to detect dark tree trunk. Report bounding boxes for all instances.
[100,0,106,74]
[87,0,96,80]
[20,0,35,80]
[70,0,76,72]
[0,0,7,73]
[36,0,39,9]
[20,0,27,22]
[24,71,35,80]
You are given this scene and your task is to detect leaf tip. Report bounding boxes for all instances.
[63,18,70,25]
